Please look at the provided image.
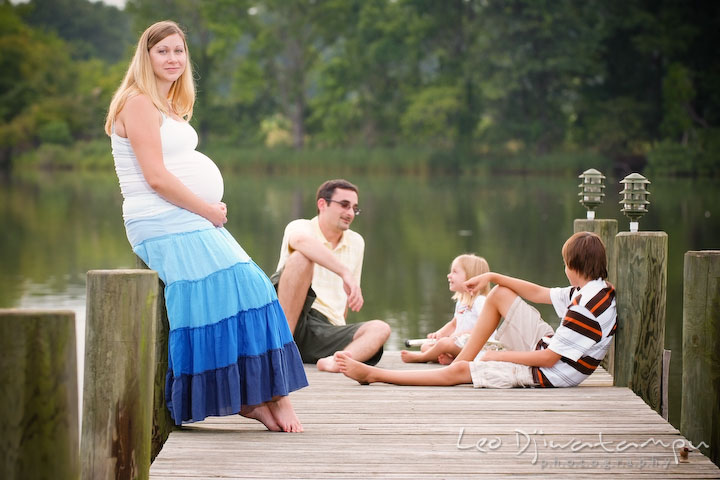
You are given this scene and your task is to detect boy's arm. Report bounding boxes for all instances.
[465,272,551,304]
[480,348,561,367]
[429,318,456,339]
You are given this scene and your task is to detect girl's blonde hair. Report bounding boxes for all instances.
[104,20,194,136]
[451,254,490,307]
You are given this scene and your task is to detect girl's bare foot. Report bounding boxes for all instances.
[239,403,281,432]
[335,351,375,384]
[267,396,303,433]
[400,350,425,363]
[437,353,454,365]
[317,351,352,372]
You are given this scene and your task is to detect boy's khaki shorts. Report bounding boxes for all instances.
[468,296,554,388]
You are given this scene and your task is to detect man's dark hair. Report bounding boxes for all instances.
[316,179,359,204]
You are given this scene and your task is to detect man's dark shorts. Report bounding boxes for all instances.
[270,270,383,365]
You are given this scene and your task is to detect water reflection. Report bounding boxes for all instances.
[1,170,718,429]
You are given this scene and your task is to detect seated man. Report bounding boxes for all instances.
[271,179,391,372]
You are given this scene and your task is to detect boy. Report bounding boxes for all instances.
[336,231,616,388]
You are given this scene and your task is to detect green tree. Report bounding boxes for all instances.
[19,0,133,62]
[400,86,462,147]
[0,2,125,172]
[661,63,695,143]
[309,0,421,147]
[474,0,607,154]
[236,0,351,148]
[403,0,485,148]
[0,6,73,169]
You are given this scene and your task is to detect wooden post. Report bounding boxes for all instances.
[82,270,158,480]
[574,219,618,376]
[613,232,667,413]
[135,256,174,461]
[0,309,79,480]
[681,251,720,464]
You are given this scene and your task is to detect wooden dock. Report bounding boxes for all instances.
[150,352,720,479]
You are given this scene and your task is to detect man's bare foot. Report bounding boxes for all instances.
[239,403,281,432]
[437,353,454,365]
[335,351,375,384]
[267,396,303,433]
[317,351,352,372]
[400,350,426,363]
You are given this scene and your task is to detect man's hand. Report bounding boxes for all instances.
[342,271,364,312]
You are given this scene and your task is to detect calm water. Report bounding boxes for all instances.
[1,169,718,428]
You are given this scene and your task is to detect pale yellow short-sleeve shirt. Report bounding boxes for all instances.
[276,217,365,325]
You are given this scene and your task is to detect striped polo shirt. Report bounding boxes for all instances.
[533,279,617,387]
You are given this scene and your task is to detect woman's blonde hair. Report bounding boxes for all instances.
[104,20,194,135]
[451,254,490,307]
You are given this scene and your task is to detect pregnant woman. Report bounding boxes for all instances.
[104,20,307,432]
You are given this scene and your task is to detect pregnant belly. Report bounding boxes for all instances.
[166,151,224,204]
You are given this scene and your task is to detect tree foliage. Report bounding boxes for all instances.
[1,0,718,176]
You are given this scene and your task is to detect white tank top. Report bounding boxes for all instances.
[112,115,224,220]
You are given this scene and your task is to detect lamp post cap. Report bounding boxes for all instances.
[620,172,651,184]
[579,168,605,178]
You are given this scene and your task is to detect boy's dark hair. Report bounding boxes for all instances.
[316,179,359,203]
[562,231,608,280]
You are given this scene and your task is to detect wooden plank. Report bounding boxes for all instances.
[149,352,720,479]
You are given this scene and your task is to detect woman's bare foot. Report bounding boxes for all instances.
[437,353,454,365]
[335,351,375,384]
[267,396,303,433]
[400,350,426,363]
[239,403,281,432]
[317,351,352,372]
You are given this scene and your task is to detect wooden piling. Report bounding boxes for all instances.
[0,309,79,480]
[135,256,174,461]
[82,270,158,480]
[613,231,667,413]
[681,250,720,465]
[574,219,618,376]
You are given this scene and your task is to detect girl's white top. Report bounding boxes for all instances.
[454,294,487,334]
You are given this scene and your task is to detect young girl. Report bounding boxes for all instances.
[401,254,492,364]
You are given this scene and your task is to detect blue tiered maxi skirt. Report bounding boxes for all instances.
[131,223,308,425]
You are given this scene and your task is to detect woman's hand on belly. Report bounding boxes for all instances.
[205,202,227,227]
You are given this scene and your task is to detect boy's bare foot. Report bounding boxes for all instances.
[267,396,303,433]
[400,350,425,363]
[239,403,281,432]
[437,353,454,365]
[317,351,353,372]
[335,351,375,384]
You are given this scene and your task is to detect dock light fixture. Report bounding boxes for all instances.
[619,173,651,232]
[578,168,606,220]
